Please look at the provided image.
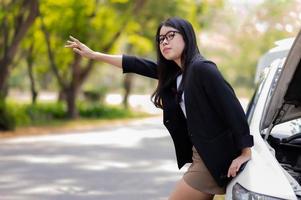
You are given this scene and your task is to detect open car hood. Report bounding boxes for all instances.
[260,29,301,131]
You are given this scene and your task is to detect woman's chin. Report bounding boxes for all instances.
[163,54,175,61]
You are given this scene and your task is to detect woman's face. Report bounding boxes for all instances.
[158,26,185,64]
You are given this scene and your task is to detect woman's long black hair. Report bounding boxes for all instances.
[151,17,203,109]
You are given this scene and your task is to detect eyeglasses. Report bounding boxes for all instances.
[157,30,180,44]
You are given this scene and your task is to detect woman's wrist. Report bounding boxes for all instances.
[241,147,251,157]
[91,51,99,60]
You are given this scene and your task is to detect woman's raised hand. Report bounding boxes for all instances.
[65,35,123,68]
[65,36,95,59]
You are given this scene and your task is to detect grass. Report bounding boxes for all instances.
[0,114,159,139]
[0,100,159,137]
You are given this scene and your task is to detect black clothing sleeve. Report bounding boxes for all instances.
[122,54,158,79]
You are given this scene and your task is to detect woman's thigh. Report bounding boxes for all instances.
[168,178,214,200]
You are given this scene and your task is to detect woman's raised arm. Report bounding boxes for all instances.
[65,35,158,79]
[65,35,122,68]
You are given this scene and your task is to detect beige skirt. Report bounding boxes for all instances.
[183,146,226,195]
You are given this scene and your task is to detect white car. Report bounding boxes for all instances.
[225,30,301,200]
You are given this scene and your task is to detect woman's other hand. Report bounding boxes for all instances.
[65,35,95,59]
[227,147,251,178]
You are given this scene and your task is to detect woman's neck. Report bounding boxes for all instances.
[174,58,182,70]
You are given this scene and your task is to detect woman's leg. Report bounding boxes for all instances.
[168,178,214,200]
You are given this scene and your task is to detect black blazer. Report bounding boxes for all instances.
[122,54,254,187]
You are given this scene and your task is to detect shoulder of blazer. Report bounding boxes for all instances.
[189,58,235,94]
[189,58,219,77]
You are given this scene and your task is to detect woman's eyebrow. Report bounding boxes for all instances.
[159,30,176,36]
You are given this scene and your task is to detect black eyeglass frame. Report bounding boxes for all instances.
[157,30,181,44]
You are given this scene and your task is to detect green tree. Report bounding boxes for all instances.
[38,0,152,118]
[0,0,39,99]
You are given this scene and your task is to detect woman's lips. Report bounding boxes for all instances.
[163,48,171,53]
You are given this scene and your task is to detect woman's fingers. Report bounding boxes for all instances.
[227,154,251,178]
[227,166,237,177]
[227,159,242,177]
[65,35,94,58]
[229,168,238,177]
[66,40,74,44]
[64,43,77,48]
[69,35,78,41]
[236,164,241,172]
[66,37,81,52]
[65,39,80,49]
[72,48,82,55]
[69,35,81,45]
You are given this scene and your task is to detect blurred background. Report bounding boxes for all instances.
[1,0,301,131]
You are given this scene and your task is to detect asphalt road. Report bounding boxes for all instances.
[0,117,191,200]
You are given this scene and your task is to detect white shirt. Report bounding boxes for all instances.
[176,74,187,118]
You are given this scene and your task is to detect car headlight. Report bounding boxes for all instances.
[232,183,286,200]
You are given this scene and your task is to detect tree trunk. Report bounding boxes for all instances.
[122,44,135,109]
[122,73,134,109]
[0,59,10,99]
[119,1,149,109]
[65,54,81,118]
[58,90,66,102]
[65,86,78,118]
[26,43,38,104]
[0,0,39,100]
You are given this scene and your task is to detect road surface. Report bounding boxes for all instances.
[0,117,193,200]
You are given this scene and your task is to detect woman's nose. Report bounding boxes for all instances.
[162,37,169,45]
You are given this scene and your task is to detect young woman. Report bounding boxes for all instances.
[65,17,254,200]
